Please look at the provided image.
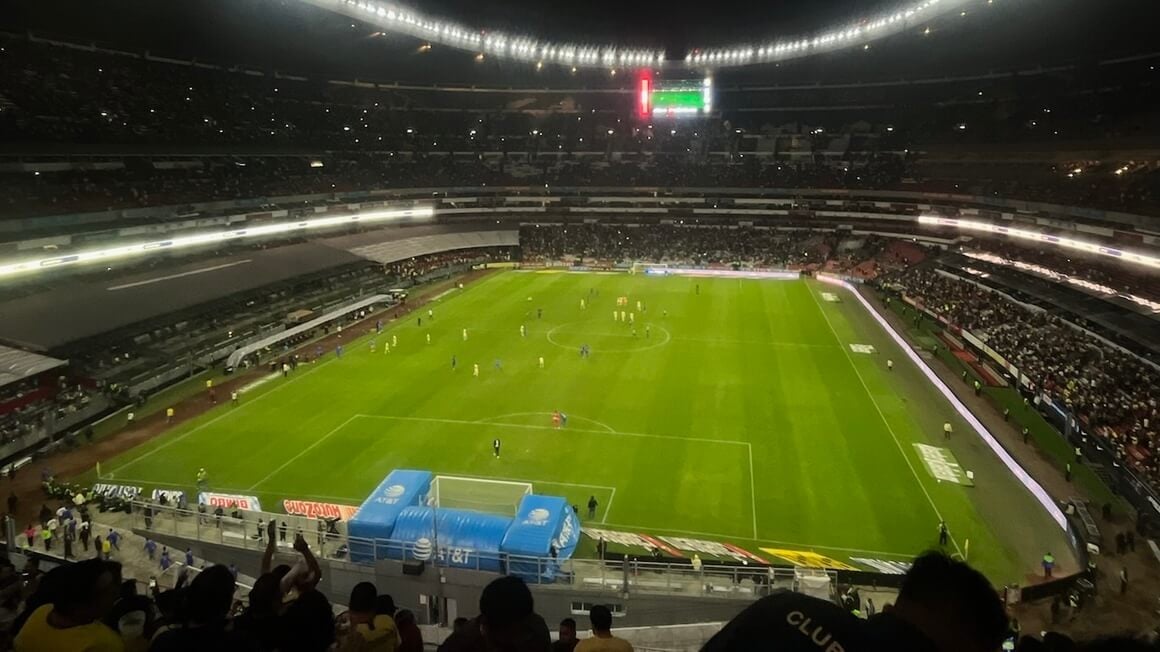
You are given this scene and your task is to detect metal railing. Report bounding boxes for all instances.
[128,501,805,599]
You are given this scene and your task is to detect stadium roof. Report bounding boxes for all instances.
[0,242,364,352]
[9,0,1157,82]
[0,346,67,389]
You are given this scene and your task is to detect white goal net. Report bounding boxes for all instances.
[630,262,667,275]
[428,475,532,516]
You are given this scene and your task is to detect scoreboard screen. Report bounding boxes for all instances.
[637,77,713,118]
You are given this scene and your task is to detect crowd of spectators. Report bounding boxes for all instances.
[2,544,1142,652]
[880,267,1160,487]
[0,379,93,447]
[387,248,515,282]
[2,31,1159,219]
[519,224,917,276]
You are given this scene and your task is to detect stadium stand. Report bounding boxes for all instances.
[875,266,1160,493]
[1,0,1159,646]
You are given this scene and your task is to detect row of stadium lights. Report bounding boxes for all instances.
[343,0,973,70]
[348,0,663,68]
[685,0,957,65]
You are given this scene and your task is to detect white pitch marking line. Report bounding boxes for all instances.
[107,354,342,476]
[428,471,615,493]
[247,415,360,491]
[355,414,749,447]
[602,487,616,524]
[747,443,758,540]
[808,286,964,557]
[545,322,672,354]
[479,412,617,433]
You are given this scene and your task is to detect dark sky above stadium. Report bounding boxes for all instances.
[14,0,900,49]
[9,0,1158,83]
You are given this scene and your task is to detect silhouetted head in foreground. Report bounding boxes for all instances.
[702,550,1008,652]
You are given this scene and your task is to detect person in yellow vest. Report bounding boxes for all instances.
[166,407,174,424]
[100,537,112,561]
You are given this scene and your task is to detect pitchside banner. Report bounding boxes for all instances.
[92,484,143,500]
[198,492,262,511]
[283,499,359,521]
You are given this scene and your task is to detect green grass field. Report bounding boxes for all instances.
[97,271,1067,582]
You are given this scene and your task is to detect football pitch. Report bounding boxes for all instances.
[99,270,1066,581]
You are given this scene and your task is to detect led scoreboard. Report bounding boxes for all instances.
[637,76,713,118]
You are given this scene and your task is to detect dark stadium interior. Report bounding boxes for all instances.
[0,0,1158,649]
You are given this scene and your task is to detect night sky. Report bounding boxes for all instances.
[7,0,1158,83]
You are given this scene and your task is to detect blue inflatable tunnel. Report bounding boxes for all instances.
[388,506,512,572]
[347,469,433,563]
[501,495,581,582]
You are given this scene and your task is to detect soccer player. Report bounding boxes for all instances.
[463,328,469,341]
[587,495,598,519]
[426,333,431,344]
[636,300,642,311]
[336,345,344,358]
[520,324,527,338]
[428,308,434,319]
[417,316,422,327]
[494,359,503,371]
[552,412,561,429]
[383,341,390,354]
[392,334,398,348]
[560,412,568,428]
[938,521,949,547]
[581,299,586,310]
[887,359,894,371]
[645,325,651,338]
[537,308,543,319]
[943,422,953,440]
[231,391,238,405]
[612,310,618,322]
[538,356,545,369]
[473,363,480,377]
[493,438,501,458]
[620,310,626,322]
[629,312,635,324]
[196,468,208,490]
[452,355,457,370]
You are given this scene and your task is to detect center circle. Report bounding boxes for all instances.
[546,321,671,353]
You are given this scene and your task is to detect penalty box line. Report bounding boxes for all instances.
[355,413,756,536]
[354,413,750,446]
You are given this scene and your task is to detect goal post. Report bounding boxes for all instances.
[428,475,532,516]
[631,259,668,272]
